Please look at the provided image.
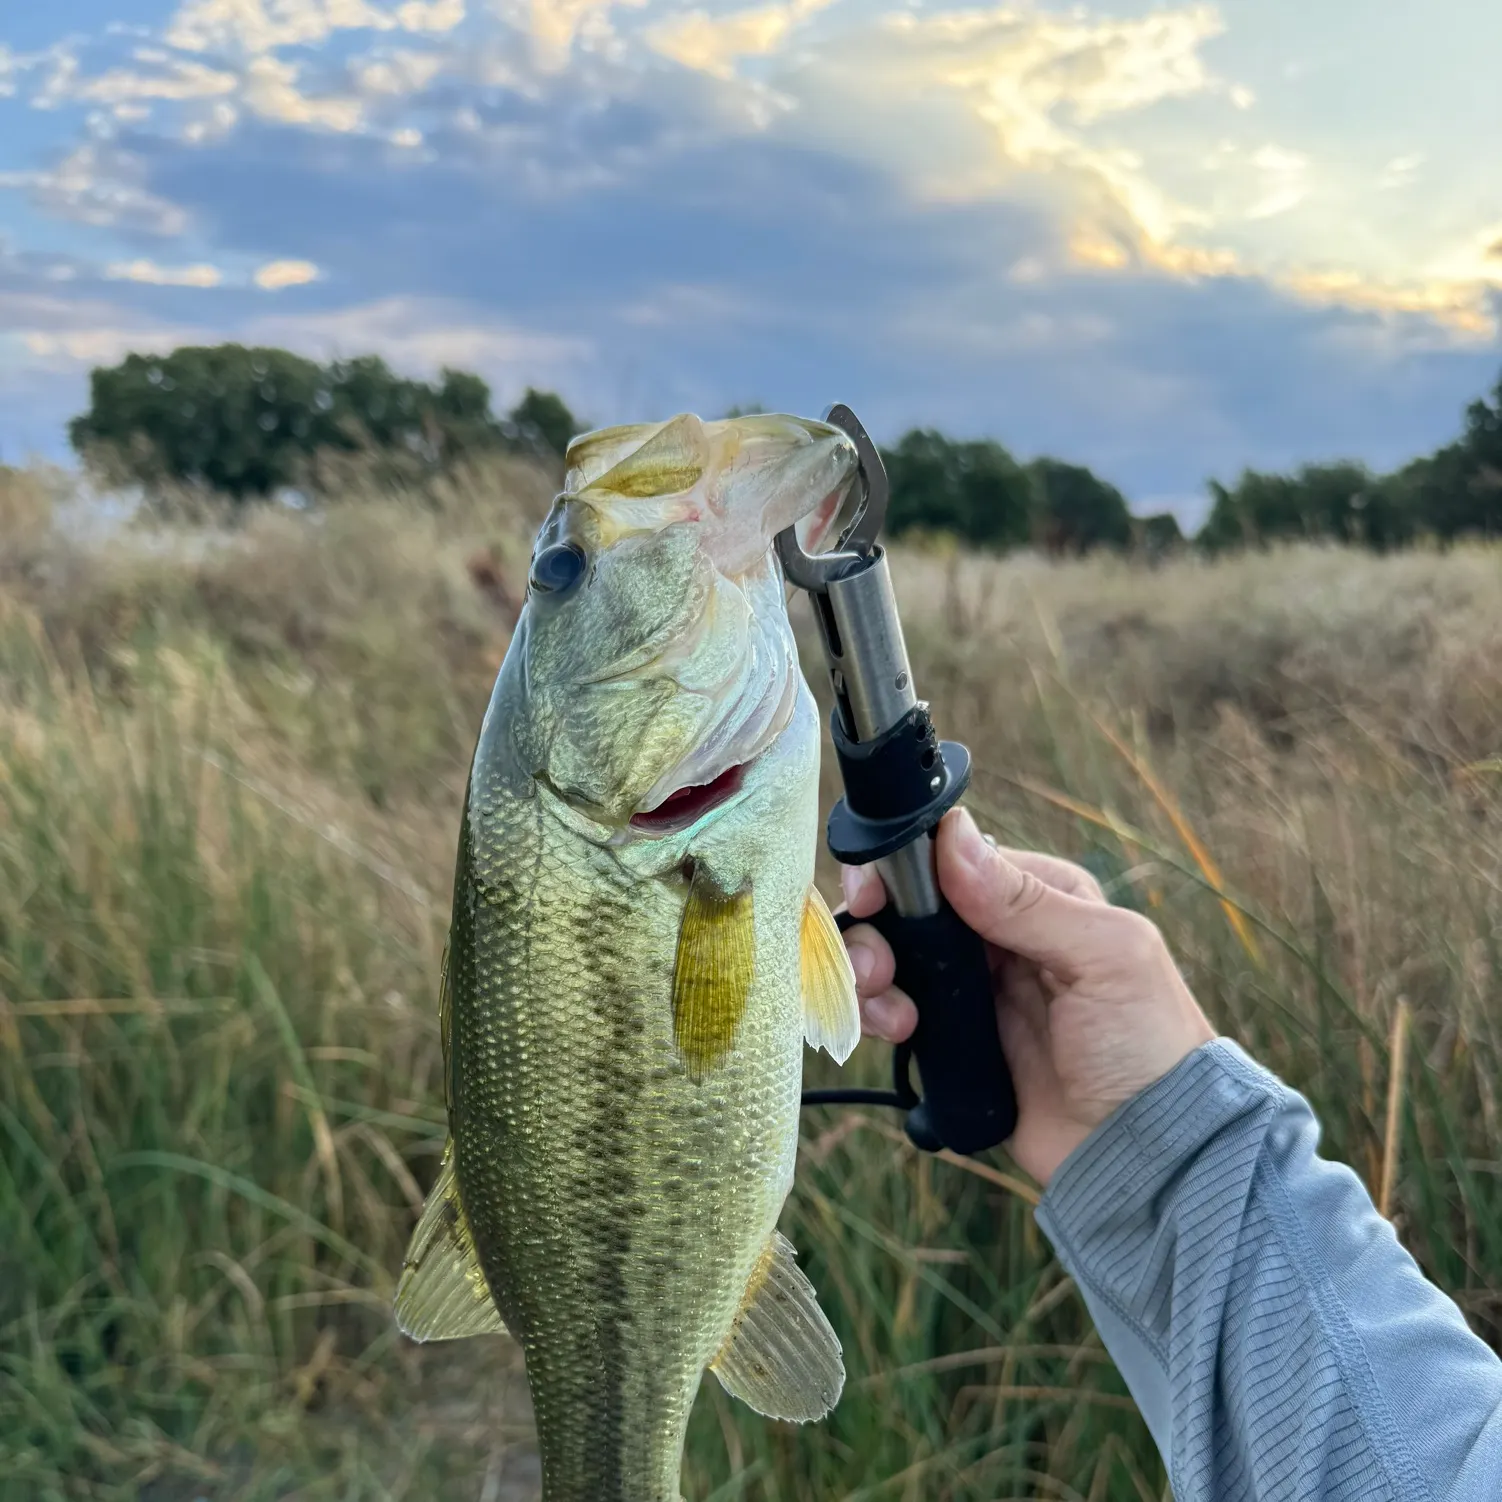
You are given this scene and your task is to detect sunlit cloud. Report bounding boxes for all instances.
[1245,144,1309,221]
[648,0,831,81]
[106,259,224,287]
[242,55,366,129]
[254,259,321,289]
[48,52,237,107]
[166,0,466,54]
[525,0,647,71]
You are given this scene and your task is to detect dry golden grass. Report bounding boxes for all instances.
[3,460,1501,1499]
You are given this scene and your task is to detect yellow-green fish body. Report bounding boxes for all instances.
[395,412,863,1501]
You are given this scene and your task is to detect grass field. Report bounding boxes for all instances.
[3,458,1502,1500]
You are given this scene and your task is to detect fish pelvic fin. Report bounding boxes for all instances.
[393,1143,509,1343]
[710,1230,845,1422]
[800,885,860,1066]
[671,863,755,1081]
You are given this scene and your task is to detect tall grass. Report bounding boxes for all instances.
[3,468,1501,1499]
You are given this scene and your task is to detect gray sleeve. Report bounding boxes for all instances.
[1033,1038,1502,1501]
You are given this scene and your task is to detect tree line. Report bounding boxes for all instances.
[68,344,1502,553]
[68,345,578,499]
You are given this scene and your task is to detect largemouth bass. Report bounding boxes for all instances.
[394,411,865,1501]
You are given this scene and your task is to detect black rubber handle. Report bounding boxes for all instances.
[841,901,1018,1155]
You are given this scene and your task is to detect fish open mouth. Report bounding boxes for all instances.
[629,761,748,836]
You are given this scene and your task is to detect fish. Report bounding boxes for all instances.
[393,410,865,1501]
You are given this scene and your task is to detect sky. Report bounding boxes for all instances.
[1,1,1500,524]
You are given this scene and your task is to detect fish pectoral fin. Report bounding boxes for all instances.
[393,1143,508,1343]
[709,1230,845,1423]
[801,885,860,1066]
[672,864,755,1081]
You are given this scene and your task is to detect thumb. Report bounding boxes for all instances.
[936,808,1123,978]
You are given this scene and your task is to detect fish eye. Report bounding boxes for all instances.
[529,541,588,600]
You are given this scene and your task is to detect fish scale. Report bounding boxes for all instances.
[393,411,863,1502]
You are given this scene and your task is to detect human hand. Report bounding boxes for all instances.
[840,807,1217,1188]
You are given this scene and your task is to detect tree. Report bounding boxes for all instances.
[880,429,1033,549]
[68,343,584,500]
[1134,511,1184,558]
[1027,458,1133,555]
[1198,462,1415,552]
[506,388,581,460]
[1397,376,1502,540]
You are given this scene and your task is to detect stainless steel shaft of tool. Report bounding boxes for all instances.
[822,553,941,919]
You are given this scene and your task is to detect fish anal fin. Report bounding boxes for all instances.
[710,1230,844,1423]
[801,885,860,1066]
[672,865,755,1080]
[393,1144,508,1343]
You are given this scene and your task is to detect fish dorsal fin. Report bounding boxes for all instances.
[672,863,755,1081]
[801,885,860,1066]
[710,1230,845,1422]
[393,1144,508,1342]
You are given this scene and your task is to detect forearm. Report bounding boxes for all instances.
[1035,1039,1502,1501]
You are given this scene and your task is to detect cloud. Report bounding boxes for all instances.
[242,54,367,130]
[107,258,224,286]
[48,52,238,108]
[0,142,190,237]
[166,0,466,55]
[525,0,648,71]
[1379,151,1424,191]
[351,47,447,95]
[243,293,590,375]
[0,268,209,375]
[1246,143,1309,220]
[648,0,830,81]
[254,258,321,288]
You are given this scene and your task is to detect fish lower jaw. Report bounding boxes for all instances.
[628,669,798,839]
[627,756,754,837]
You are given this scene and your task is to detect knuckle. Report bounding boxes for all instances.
[1112,909,1166,967]
[1002,864,1051,915]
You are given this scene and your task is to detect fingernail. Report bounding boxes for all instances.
[863,994,901,1038]
[951,807,990,869]
[840,863,867,909]
[846,939,877,988]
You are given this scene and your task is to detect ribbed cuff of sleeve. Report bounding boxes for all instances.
[1035,1038,1284,1263]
